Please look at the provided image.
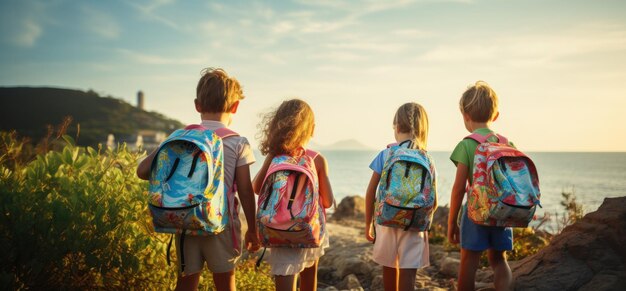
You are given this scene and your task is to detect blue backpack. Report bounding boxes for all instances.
[147,125,238,273]
[375,140,436,231]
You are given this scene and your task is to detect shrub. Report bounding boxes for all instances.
[0,132,276,289]
[0,135,178,289]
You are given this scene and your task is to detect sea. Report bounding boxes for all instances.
[250,151,626,222]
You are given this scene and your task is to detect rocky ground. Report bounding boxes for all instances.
[317,196,496,291]
[246,195,626,290]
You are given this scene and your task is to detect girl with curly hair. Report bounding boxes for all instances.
[252,99,334,291]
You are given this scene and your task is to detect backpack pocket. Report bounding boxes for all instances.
[377,201,432,231]
[490,200,536,226]
[261,224,320,248]
[148,203,209,232]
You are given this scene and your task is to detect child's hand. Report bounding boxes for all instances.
[447,223,460,245]
[245,229,261,252]
[365,223,375,243]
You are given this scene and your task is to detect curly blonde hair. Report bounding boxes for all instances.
[258,99,315,156]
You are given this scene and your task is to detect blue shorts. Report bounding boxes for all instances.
[460,206,513,251]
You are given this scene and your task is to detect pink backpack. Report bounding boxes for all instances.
[466,133,541,227]
[256,149,325,248]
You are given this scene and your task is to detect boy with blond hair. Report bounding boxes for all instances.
[137,68,260,291]
[447,81,513,291]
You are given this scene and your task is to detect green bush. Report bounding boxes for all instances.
[0,133,275,289]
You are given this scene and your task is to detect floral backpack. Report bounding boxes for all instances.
[465,133,541,227]
[375,140,436,231]
[147,125,239,273]
[256,149,325,248]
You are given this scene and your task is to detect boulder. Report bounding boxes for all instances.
[330,196,365,222]
[337,273,363,290]
[439,257,460,278]
[512,197,626,290]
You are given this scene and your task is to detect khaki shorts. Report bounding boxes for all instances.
[175,219,242,275]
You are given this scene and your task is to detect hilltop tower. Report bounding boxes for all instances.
[137,90,145,110]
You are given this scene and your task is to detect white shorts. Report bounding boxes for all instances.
[266,234,330,276]
[372,224,430,269]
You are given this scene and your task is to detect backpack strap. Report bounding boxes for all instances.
[465,133,509,144]
[464,133,488,144]
[184,124,206,130]
[184,124,240,139]
[215,127,239,139]
[305,149,319,159]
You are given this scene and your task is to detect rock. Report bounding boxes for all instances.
[335,257,372,278]
[512,197,626,291]
[330,196,365,222]
[337,274,362,290]
[474,281,494,290]
[318,287,338,291]
[475,268,493,283]
[439,257,460,278]
[370,275,383,291]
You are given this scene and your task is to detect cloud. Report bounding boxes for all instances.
[117,49,207,65]
[0,1,45,47]
[124,0,180,30]
[416,22,626,67]
[82,6,120,40]
[13,18,42,47]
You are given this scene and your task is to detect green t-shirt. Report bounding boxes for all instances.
[449,128,515,185]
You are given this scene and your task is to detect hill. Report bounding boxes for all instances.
[0,87,183,146]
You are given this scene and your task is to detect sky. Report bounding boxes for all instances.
[1,0,625,152]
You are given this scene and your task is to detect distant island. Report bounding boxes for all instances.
[0,87,183,147]
[310,139,372,151]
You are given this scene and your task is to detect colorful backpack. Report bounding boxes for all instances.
[375,141,436,231]
[465,133,541,227]
[257,149,325,248]
[147,125,239,237]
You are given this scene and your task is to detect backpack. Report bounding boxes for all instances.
[257,149,325,248]
[465,133,541,227]
[147,125,239,236]
[375,140,436,231]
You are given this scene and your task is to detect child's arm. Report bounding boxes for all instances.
[447,163,469,244]
[364,171,380,242]
[235,164,261,252]
[136,149,157,180]
[252,156,273,194]
[314,154,334,209]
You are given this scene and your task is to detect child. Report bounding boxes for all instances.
[252,99,334,291]
[447,81,513,291]
[137,68,260,291]
[365,102,437,291]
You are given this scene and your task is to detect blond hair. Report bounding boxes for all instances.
[393,102,429,150]
[459,81,498,123]
[195,68,244,113]
[259,99,315,156]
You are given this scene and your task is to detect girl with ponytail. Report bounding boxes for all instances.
[364,102,437,291]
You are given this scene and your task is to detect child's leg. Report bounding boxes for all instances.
[213,270,236,291]
[382,265,398,291]
[175,273,200,291]
[299,259,318,291]
[274,274,297,291]
[398,268,417,291]
[488,249,512,291]
[458,248,482,291]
